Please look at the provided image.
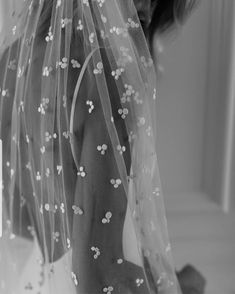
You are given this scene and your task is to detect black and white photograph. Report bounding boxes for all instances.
[0,1,234,293]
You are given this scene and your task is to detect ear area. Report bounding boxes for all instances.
[133,0,152,26]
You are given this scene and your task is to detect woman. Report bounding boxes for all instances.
[0,0,197,293]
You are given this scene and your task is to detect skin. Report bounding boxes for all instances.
[0,2,156,293]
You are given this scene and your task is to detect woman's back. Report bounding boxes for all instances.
[0,0,198,293]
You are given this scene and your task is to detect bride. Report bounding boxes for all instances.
[0,0,197,293]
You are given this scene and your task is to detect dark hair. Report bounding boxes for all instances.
[149,0,199,41]
[38,0,199,43]
[37,0,53,36]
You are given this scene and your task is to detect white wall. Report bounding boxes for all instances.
[203,0,235,211]
[153,1,210,195]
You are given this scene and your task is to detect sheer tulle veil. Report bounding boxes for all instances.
[0,0,181,293]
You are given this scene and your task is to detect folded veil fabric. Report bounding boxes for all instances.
[0,0,182,293]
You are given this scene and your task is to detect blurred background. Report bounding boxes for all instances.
[153,0,235,293]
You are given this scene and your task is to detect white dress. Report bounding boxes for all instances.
[0,236,75,294]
